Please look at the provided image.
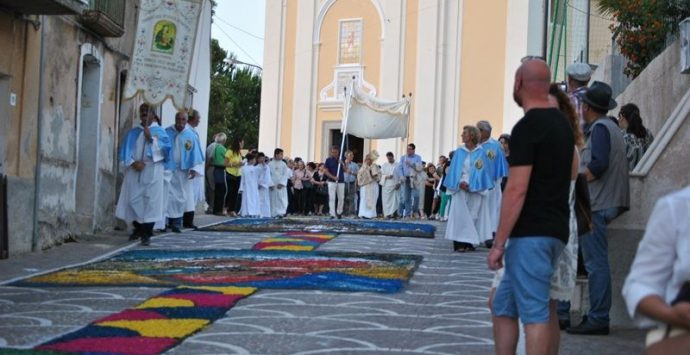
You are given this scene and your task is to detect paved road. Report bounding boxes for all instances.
[0,216,645,354]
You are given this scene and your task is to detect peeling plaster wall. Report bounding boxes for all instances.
[36,15,134,248]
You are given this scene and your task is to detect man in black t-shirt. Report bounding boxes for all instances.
[488,59,574,355]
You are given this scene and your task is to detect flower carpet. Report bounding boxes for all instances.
[3,231,423,354]
[199,217,436,238]
[35,286,256,355]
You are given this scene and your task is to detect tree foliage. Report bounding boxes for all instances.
[597,0,690,77]
[207,39,261,149]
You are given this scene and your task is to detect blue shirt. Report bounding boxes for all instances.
[325,156,345,182]
[344,161,358,183]
[399,154,422,177]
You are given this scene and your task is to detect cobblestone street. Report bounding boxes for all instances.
[0,216,645,354]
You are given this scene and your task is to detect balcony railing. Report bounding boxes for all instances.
[0,0,87,15]
[80,0,125,37]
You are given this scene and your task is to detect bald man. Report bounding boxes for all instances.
[488,59,574,355]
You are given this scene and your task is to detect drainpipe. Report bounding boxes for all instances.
[31,16,46,252]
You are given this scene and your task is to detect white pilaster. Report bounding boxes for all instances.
[438,0,463,158]
[376,0,405,158]
[413,0,441,162]
[502,0,535,132]
[259,0,287,152]
[290,0,318,159]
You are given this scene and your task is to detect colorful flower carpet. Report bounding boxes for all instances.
[35,286,256,355]
[199,217,436,238]
[3,232,423,354]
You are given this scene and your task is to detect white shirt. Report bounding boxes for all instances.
[622,186,690,327]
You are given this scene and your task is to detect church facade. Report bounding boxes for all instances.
[259,0,551,162]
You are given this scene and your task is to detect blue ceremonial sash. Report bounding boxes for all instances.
[443,146,494,193]
[164,125,204,171]
[118,124,171,166]
[482,138,509,180]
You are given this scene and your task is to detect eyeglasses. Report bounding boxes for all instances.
[521,55,545,63]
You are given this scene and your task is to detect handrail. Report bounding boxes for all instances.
[631,88,690,177]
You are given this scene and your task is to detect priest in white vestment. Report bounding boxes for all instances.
[268,148,292,217]
[357,150,381,219]
[115,104,171,245]
[379,152,401,218]
[477,120,509,241]
[184,109,206,228]
[443,126,494,252]
[163,111,204,232]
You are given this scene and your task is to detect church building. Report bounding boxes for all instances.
[259,0,557,162]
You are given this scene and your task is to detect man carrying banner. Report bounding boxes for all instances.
[164,111,204,232]
[115,103,171,246]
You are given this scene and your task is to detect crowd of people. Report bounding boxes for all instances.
[114,56,675,354]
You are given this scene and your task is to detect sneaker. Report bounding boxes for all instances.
[171,227,182,233]
[559,319,571,330]
[566,320,609,335]
[140,237,151,246]
[183,224,198,230]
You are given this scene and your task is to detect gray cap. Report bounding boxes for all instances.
[566,63,592,82]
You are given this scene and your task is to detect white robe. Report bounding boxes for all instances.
[239,164,261,217]
[358,182,379,218]
[444,155,492,245]
[191,128,205,207]
[166,133,195,218]
[115,128,166,224]
[268,159,291,217]
[379,162,399,217]
[257,163,272,218]
[486,179,503,233]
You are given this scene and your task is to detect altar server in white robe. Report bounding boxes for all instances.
[163,111,204,232]
[268,148,292,217]
[239,153,261,217]
[183,109,205,229]
[477,120,509,240]
[358,150,381,219]
[379,152,401,219]
[256,152,273,218]
[443,125,494,252]
[116,103,171,246]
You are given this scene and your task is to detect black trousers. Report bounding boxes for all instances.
[213,167,227,214]
[225,174,241,213]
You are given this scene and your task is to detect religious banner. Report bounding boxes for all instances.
[342,85,410,139]
[124,0,203,109]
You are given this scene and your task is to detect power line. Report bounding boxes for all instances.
[214,16,264,41]
[212,22,261,66]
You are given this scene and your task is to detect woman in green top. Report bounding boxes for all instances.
[211,133,228,215]
[224,137,244,216]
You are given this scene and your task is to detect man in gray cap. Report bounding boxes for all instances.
[566,62,593,127]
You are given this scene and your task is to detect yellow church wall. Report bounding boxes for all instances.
[315,0,382,162]
[279,1,298,152]
[404,0,418,144]
[458,0,509,141]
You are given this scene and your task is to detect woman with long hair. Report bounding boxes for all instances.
[619,103,654,171]
[224,137,243,216]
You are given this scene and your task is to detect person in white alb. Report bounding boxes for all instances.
[163,111,204,233]
[115,103,171,246]
[623,186,690,354]
[184,109,205,229]
[379,152,401,219]
[268,148,292,217]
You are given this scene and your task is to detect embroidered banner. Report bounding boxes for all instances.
[124,0,203,109]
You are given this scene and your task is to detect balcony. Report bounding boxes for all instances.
[80,0,125,37]
[0,0,87,14]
